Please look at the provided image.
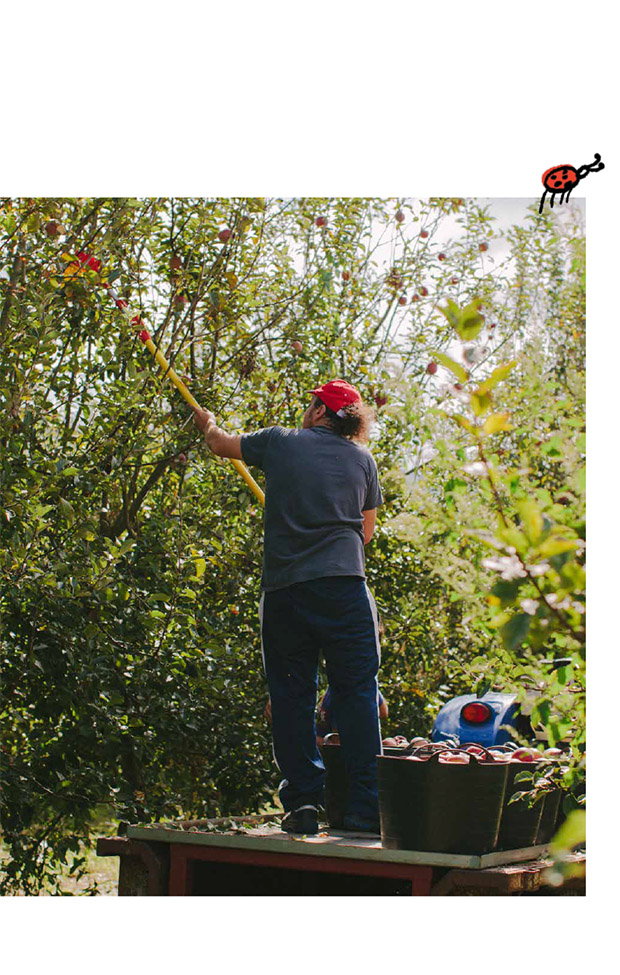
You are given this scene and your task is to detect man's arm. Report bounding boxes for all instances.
[362,508,377,545]
[193,408,243,460]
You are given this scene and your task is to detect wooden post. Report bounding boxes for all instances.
[410,866,434,895]
[169,847,195,896]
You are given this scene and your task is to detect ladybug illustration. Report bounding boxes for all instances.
[539,152,604,214]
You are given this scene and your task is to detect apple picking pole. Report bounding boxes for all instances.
[73,252,265,506]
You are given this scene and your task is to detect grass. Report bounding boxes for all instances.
[0,815,119,896]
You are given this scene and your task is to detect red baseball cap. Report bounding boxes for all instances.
[308,379,361,415]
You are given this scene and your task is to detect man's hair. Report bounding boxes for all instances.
[313,395,375,444]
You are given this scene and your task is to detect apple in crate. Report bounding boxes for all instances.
[511,748,541,762]
[439,751,470,764]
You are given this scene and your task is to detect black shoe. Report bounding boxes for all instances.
[343,814,381,834]
[281,805,319,835]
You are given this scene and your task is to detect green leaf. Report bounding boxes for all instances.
[517,500,544,543]
[531,700,550,726]
[536,537,579,558]
[458,300,485,340]
[491,578,525,606]
[430,350,468,384]
[550,809,585,853]
[500,612,531,650]
[58,497,75,525]
[34,504,55,518]
[193,557,206,579]
[438,299,461,331]
[471,390,493,416]
[483,412,512,435]
[477,361,517,395]
[450,414,477,435]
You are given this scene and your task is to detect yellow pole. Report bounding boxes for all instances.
[105,280,265,507]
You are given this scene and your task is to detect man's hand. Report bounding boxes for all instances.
[193,407,216,434]
[193,407,243,460]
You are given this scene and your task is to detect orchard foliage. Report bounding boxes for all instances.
[0,197,584,891]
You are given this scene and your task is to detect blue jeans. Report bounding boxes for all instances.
[259,575,382,822]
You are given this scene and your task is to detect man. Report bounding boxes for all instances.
[193,379,384,835]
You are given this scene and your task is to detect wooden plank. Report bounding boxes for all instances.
[167,842,438,886]
[127,824,485,869]
[169,847,194,896]
[478,845,550,868]
[431,853,586,896]
[126,812,558,871]
[96,836,169,895]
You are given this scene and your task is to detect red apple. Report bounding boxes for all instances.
[382,737,398,747]
[438,252,446,261]
[177,453,187,464]
[395,210,405,223]
[45,220,61,238]
[511,748,540,762]
[342,270,350,281]
[170,255,183,270]
[479,242,488,252]
[218,228,232,243]
[411,294,420,302]
[398,295,407,306]
[439,751,470,764]
[174,294,188,307]
[465,745,485,757]
[374,393,387,408]
[420,230,429,239]
[315,216,327,227]
[419,286,428,296]
[450,277,458,285]
[426,361,437,375]
[291,340,303,354]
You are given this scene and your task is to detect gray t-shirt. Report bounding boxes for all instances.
[240,425,383,592]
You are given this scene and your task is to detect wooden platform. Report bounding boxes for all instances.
[95,814,585,896]
[126,820,551,870]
